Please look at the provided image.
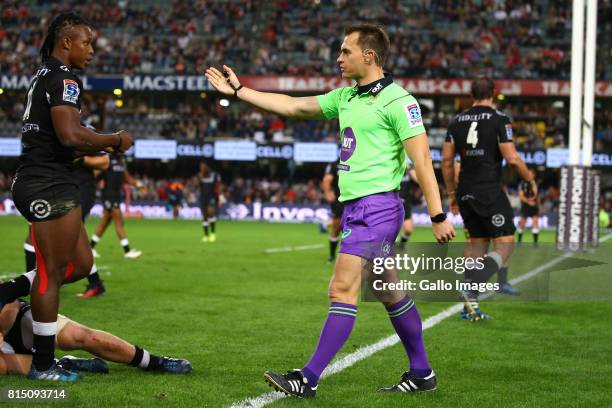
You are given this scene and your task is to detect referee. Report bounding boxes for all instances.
[207,23,454,396]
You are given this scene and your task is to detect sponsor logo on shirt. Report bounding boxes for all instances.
[62,79,80,104]
[340,127,357,162]
[405,103,423,128]
[505,124,513,140]
[370,82,383,94]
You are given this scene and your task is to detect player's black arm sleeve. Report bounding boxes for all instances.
[51,106,121,152]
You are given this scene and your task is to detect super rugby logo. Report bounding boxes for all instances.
[491,214,505,227]
[404,103,423,128]
[62,79,80,104]
[30,199,51,219]
[340,127,356,162]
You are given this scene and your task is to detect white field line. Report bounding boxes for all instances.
[229,234,612,408]
[264,244,325,254]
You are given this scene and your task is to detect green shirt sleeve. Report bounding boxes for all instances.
[385,94,426,141]
[316,87,345,120]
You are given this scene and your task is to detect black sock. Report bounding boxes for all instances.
[466,254,501,286]
[32,321,56,371]
[130,346,162,370]
[498,267,508,285]
[211,220,216,233]
[533,233,539,243]
[518,233,523,243]
[24,245,36,272]
[90,234,100,248]
[0,274,32,305]
[87,272,102,287]
[203,222,209,236]
[120,239,130,253]
[464,268,480,300]
[329,237,339,258]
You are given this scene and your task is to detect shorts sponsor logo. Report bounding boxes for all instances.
[405,103,423,128]
[30,199,51,219]
[340,127,356,162]
[62,79,80,104]
[341,228,352,239]
[491,214,505,227]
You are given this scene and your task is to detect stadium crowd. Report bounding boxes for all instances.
[1,1,610,80]
[2,1,611,147]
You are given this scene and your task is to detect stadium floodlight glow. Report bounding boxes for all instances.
[113,88,123,96]
[219,98,230,107]
[115,99,124,108]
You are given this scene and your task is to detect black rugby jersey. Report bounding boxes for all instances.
[200,171,220,198]
[17,56,83,179]
[324,162,341,198]
[102,154,126,195]
[446,105,513,192]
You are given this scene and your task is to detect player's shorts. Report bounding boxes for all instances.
[200,194,218,209]
[458,189,516,239]
[401,198,412,220]
[79,186,96,221]
[11,174,80,223]
[339,191,403,261]
[1,301,72,355]
[330,201,344,219]
[101,193,121,211]
[520,203,539,218]
[168,198,182,207]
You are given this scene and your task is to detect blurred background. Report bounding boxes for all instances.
[0,0,611,224]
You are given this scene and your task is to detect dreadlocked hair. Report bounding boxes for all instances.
[40,12,89,62]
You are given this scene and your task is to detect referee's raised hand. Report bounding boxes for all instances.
[205,65,241,96]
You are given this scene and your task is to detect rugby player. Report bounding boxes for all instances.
[89,153,143,259]
[206,24,454,396]
[442,77,535,318]
[517,168,540,246]
[166,180,185,220]
[0,300,191,376]
[321,162,343,262]
[9,13,133,381]
[198,162,221,243]
[75,151,110,297]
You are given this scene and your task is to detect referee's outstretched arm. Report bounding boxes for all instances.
[205,65,325,120]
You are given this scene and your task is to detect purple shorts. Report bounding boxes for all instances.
[339,191,404,260]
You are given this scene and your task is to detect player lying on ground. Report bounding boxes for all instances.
[0,300,192,377]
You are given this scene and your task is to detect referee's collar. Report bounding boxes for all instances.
[354,74,393,97]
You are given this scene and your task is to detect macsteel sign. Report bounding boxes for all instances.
[2,74,611,96]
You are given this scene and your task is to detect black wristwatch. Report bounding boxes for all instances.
[430,213,447,223]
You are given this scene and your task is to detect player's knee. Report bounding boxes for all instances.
[70,326,95,349]
[328,280,357,302]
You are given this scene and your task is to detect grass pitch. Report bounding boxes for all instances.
[0,215,610,407]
